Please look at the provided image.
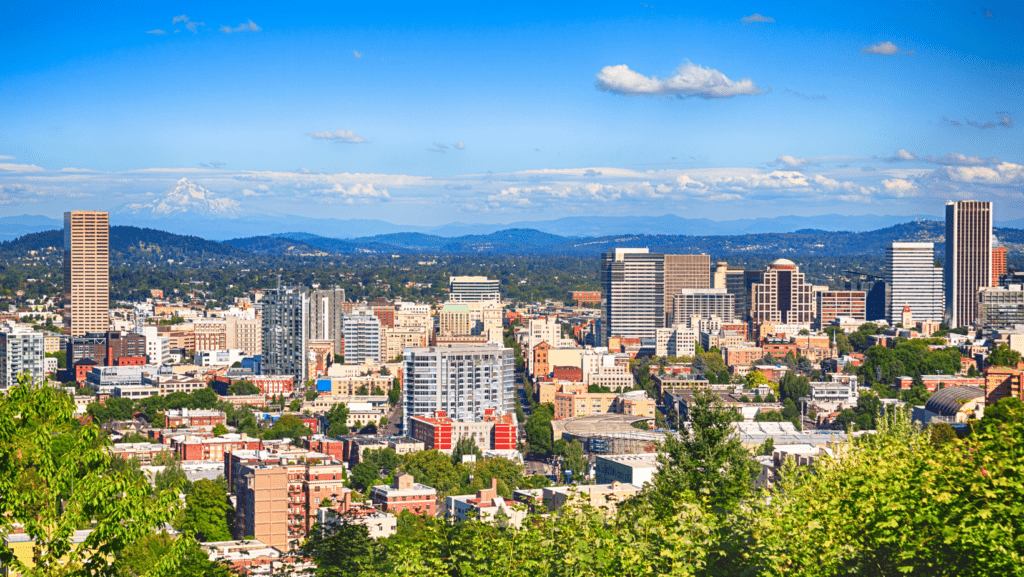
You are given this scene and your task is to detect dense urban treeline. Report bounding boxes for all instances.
[300,393,1024,577]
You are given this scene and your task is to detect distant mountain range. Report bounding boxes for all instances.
[16,212,1024,241]
[3,217,1024,263]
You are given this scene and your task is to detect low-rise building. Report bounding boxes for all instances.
[594,453,659,487]
[164,408,227,430]
[446,478,526,527]
[108,442,173,465]
[370,473,437,516]
[542,481,641,515]
[408,409,517,452]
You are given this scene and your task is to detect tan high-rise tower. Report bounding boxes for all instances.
[63,211,109,336]
[945,201,992,328]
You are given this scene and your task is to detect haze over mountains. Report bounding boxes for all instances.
[9,211,1024,242]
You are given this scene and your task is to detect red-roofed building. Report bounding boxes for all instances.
[408,409,517,453]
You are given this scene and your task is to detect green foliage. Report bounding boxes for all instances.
[632,420,650,430]
[451,436,483,465]
[0,374,182,576]
[154,458,188,495]
[387,379,401,406]
[988,343,1023,368]
[46,350,67,369]
[301,518,381,575]
[745,370,769,388]
[559,439,585,482]
[211,423,229,436]
[929,422,958,446]
[524,403,555,455]
[400,450,461,497]
[326,402,350,436]
[115,531,234,577]
[778,370,811,403]
[306,389,320,401]
[289,399,302,411]
[181,479,233,542]
[651,390,758,511]
[226,380,260,396]
[263,414,313,442]
[756,437,775,456]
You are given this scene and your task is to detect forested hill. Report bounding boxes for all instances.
[226,220,979,257]
[5,220,1024,261]
[0,226,248,262]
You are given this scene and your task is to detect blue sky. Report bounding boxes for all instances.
[1,1,1022,226]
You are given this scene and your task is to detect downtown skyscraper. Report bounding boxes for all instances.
[945,201,992,328]
[600,248,664,345]
[885,242,944,325]
[262,284,309,383]
[63,211,109,337]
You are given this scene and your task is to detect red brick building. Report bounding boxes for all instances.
[552,365,583,382]
[570,291,601,305]
[984,364,1024,405]
[993,246,1007,286]
[408,409,517,453]
[369,473,437,516]
[116,356,146,366]
[895,375,985,392]
[172,433,261,461]
[164,408,227,429]
[760,335,798,357]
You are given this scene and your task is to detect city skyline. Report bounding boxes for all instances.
[1,2,1022,225]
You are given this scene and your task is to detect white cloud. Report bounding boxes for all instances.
[353,50,362,59]
[922,153,988,166]
[454,141,465,150]
[0,163,45,173]
[595,62,763,99]
[308,129,367,144]
[220,19,261,34]
[888,148,918,161]
[861,41,899,55]
[938,162,1024,186]
[774,155,809,168]
[145,29,167,35]
[882,178,919,197]
[741,13,775,23]
[172,15,203,33]
[0,155,14,160]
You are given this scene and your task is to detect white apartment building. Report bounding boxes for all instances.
[886,242,944,325]
[401,344,514,432]
[0,324,45,389]
[449,276,501,303]
[343,307,383,365]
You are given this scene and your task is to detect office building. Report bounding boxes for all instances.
[749,259,814,326]
[815,291,866,329]
[262,285,309,383]
[600,248,665,345]
[663,254,711,324]
[672,289,735,325]
[0,324,45,389]
[978,286,1024,329]
[945,200,993,328]
[106,331,147,364]
[63,211,109,337]
[402,344,514,432]
[844,272,886,321]
[225,316,262,355]
[343,306,382,365]
[309,287,346,355]
[992,245,1007,288]
[884,242,944,326]
[713,262,749,320]
[192,318,227,352]
[448,276,500,303]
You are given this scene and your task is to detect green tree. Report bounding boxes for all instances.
[988,343,1022,368]
[524,403,555,455]
[0,375,181,576]
[263,414,313,442]
[401,450,461,497]
[326,402,350,436]
[211,423,229,436]
[560,439,585,482]
[929,422,958,446]
[451,436,483,465]
[227,380,260,396]
[650,390,758,511]
[387,379,401,406]
[746,370,770,389]
[306,389,320,401]
[181,479,233,542]
[300,517,381,575]
[154,458,188,495]
[116,531,234,577]
[289,399,302,412]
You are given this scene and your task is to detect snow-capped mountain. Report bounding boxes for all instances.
[123,178,242,217]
